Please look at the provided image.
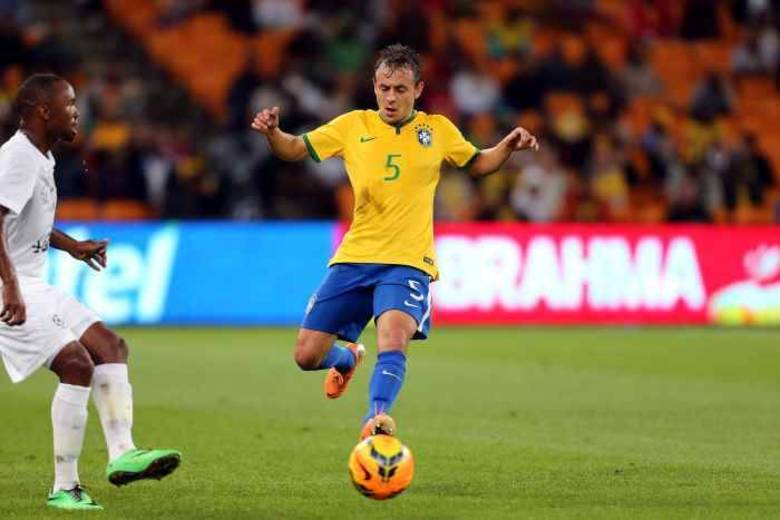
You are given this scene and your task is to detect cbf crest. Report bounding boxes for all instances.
[415,123,433,148]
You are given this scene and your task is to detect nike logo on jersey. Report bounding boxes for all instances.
[359,136,377,143]
[381,370,403,382]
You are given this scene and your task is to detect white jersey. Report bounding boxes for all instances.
[0,130,99,383]
[0,130,57,281]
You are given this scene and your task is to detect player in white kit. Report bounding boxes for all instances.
[0,74,181,511]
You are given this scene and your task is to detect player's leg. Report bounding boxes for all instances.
[294,327,351,371]
[361,267,432,438]
[78,322,181,486]
[296,328,366,399]
[78,323,134,460]
[360,310,415,438]
[46,342,102,510]
[299,265,373,398]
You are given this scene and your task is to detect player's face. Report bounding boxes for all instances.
[46,81,79,142]
[373,64,423,124]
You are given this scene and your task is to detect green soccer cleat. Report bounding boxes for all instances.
[47,485,103,511]
[106,448,182,487]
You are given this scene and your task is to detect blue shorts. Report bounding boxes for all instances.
[302,263,433,343]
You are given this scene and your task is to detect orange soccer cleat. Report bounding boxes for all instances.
[360,413,397,440]
[324,343,365,399]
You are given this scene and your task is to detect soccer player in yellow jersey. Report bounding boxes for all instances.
[251,44,537,438]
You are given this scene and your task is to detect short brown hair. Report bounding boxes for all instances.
[374,44,422,83]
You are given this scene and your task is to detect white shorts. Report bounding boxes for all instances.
[0,279,99,383]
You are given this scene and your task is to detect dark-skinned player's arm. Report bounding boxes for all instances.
[250,106,309,161]
[468,126,539,177]
[0,206,25,325]
[50,228,108,272]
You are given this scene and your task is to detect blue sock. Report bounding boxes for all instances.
[364,351,407,422]
[316,344,356,373]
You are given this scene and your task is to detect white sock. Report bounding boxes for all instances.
[51,383,90,492]
[92,363,136,462]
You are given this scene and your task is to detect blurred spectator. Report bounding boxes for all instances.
[641,118,676,184]
[732,30,769,76]
[450,62,500,116]
[226,53,262,132]
[487,7,533,58]
[700,139,730,213]
[547,94,592,170]
[757,18,780,74]
[503,60,544,112]
[731,0,774,24]
[622,42,664,99]
[587,134,629,220]
[510,148,567,222]
[252,0,304,30]
[689,73,733,123]
[667,173,711,222]
[724,133,776,210]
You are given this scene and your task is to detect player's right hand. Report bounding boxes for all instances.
[1,281,26,326]
[251,107,280,135]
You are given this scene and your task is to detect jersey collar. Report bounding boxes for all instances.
[377,110,418,134]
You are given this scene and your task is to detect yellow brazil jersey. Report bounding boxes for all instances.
[302,110,479,280]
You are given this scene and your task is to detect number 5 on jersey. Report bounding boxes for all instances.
[384,154,401,181]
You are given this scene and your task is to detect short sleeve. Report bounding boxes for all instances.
[301,112,356,162]
[0,148,35,215]
[436,115,480,168]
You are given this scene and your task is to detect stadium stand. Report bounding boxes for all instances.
[1,0,778,223]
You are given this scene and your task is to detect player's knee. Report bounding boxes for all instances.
[59,345,95,384]
[293,336,323,370]
[293,347,321,371]
[94,332,129,364]
[377,329,410,351]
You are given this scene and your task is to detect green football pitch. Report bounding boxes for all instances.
[0,327,777,519]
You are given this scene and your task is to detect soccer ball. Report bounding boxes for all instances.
[348,434,414,500]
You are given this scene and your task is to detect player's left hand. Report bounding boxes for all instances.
[503,127,539,152]
[70,239,109,271]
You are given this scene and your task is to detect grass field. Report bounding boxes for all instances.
[0,327,778,519]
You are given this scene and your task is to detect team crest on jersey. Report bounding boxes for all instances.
[415,124,433,148]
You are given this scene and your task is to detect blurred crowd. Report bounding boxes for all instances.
[0,0,778,223]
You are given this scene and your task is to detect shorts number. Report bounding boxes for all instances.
[407,280,425,302]
[384,154,401,181]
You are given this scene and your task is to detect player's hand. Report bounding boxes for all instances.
[503,126,539,152]
[250,107,280,135]
[70,239,109,271]
[1,280,26,326]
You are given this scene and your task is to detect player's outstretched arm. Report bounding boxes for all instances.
[50,228,108,271]
[250,106,308,161]
[468,126,539,177]
[0,206,25,326]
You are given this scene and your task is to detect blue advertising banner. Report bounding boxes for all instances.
[46,222,335,325]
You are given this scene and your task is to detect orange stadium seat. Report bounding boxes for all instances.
[454,19,488,61]
[693,41,731,74]
[101,200,155,221]
[250,30,297,79]
[56,199,100,221]
[104,0,158,38]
